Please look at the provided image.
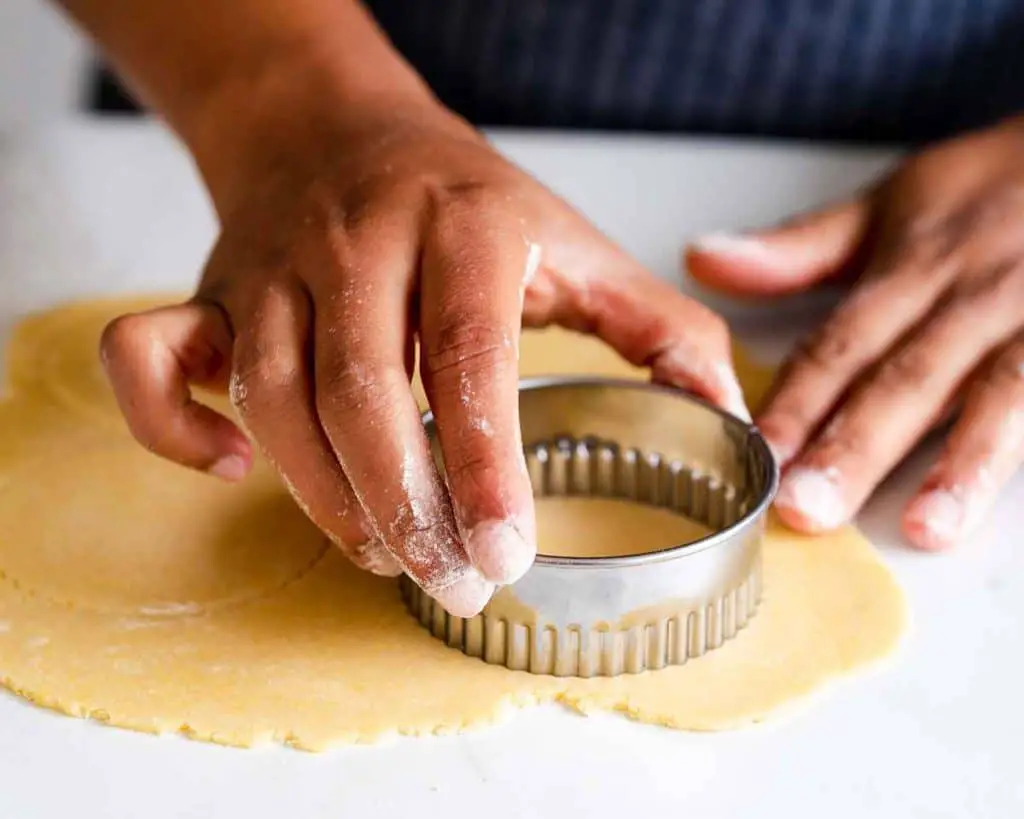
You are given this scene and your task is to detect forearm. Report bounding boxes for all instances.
[56,0,434,206]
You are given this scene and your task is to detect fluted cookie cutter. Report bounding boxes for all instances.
[403,377,778,678]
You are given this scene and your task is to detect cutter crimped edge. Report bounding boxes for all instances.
[402,433,766,678]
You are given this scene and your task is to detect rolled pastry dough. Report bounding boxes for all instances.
[535,497,711,558]
[0,297,906,750]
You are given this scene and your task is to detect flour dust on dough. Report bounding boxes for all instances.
[0,297,907,750]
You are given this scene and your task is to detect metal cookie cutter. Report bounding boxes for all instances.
[403,378,778,678]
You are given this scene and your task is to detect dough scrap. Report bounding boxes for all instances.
[0,297,907,750]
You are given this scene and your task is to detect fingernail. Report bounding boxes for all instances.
[465,518,537,585]
[691,232,776,265]
[904,489,966,551]
[714,362,752,422]
[208,453,249,482]
[764,438,797,468]
[652,348,753,422]
[775,466,847,531]
[432,568,496,617]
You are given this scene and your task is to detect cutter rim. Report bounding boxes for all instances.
[422,376,779,569]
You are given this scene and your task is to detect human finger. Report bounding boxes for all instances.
[100,301,252,480]
[775,262,1024,532]
[310,221,492,615]
[419,208,536,585]
[223,280,400,575]
[756,245,955,465]
[903,334,1024,550]
[528,237,751,420]
[686,198,870,298]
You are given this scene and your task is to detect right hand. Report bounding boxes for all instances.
[100,91,747,616]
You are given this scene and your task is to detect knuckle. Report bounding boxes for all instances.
[98,313,146,367]
[386,510,464,588]
[124,408,174,456]
[792,323,852,373]
[423,322,513,380]
[644,319,720,373]
[445,464,512,527]
[920,219,964,262]
[815,412,867,458]
[874,344,932,388]
[337,200,376,237]
[757,393,820,449]
[876,230,948,282]
[795,410,875,473]
[229,348,298,416]
[437,179,501,211]
[315,357,405,427]
[987,342,1024,386]
[949,185,1020,236]
[686,306,729,345]
[332,186,389,238]
[756,403,806,439]
[388,507,446,544]
[429,179,514,231]
[952,260,1022,303]
[444,450,497,492]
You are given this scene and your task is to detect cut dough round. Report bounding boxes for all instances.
[0,297,907,750]
[534,497,711,558]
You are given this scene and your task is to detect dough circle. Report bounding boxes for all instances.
[0,297,907,750]
[534,497,711,558]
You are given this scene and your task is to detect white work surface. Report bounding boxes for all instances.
[0,122,1021,819]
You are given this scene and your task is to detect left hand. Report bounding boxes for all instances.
[686,116,1024,550]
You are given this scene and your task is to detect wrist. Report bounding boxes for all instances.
[177,32,442,216]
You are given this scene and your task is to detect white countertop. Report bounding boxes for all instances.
[0,122,1021,819]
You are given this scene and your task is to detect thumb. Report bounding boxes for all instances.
[684,197,870,298]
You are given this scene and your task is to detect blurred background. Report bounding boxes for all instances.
[7,0,1023,142]
[1,0,85,128]
[0,0,135,132]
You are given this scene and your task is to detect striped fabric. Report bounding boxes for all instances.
[366,0,1024,144]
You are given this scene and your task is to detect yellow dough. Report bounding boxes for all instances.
[535,497,711,558]
[0,297,907,750]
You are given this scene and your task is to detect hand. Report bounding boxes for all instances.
[686,116,1024,550]
[100,94,746,616]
